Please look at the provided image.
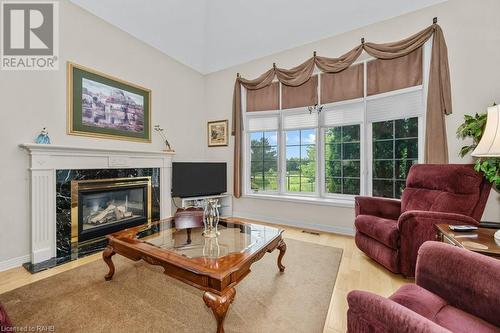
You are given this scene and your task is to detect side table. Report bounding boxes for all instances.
[435,224,500,259]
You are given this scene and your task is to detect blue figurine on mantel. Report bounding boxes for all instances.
[35,127,51,144]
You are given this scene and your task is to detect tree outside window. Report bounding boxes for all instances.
[285,129,316,192]
[325,125,361,195]
[372,117,418,198]
[250,131,278,191]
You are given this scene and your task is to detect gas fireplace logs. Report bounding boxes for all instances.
[87,204,134,225]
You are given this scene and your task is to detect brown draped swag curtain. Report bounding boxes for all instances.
[232,23,451,198]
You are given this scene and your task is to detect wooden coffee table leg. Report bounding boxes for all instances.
[103,246,116,281]
[277,239,287,272]
[203,288,236,333]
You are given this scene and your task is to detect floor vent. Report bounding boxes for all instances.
[302,230,320,236]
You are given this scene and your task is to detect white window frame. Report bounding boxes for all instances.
[242,40,431,205]
[366,94,425,196]
[320,98,365,201]
[243,109,281,195]
[281,106,319,197]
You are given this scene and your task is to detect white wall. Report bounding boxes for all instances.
[0,1,206,265]
[203,0,500,233]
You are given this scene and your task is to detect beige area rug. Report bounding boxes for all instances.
[1,239,342,333]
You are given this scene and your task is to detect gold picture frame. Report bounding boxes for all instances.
[207,120,229,147]
[67,62,152,142]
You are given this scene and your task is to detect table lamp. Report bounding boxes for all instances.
[472,104,500,241]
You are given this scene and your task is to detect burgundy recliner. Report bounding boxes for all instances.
[354,164,491,277]
[0,302,12,331]
[347,242,500,333]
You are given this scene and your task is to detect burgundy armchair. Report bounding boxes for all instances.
[0,303,12,331]
[347,241,500,333]
[355,164,491,277]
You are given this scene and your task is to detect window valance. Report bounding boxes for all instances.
[282,75,318,110]
[321,63,364,104]
[246,82,279,112]
[367,48,423,96]
[232,23,451,198]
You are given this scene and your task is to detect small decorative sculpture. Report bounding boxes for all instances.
[35,127,51,144]
[307,104,324,115]
[154,124,174,152]
[202,198,220,238]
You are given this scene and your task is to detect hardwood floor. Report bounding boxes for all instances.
[0,218,409,333]
[281,226,408,333]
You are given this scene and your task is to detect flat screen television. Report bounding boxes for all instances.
[172,162,227,198]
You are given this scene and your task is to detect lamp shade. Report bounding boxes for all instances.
[472,105,500,157]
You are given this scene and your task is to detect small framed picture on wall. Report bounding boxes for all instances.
[207,120,228,147]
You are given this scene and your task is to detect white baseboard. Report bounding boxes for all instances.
[0,254,30,272]
[233,211,355,236]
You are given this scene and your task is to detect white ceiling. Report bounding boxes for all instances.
[70,0,446,74]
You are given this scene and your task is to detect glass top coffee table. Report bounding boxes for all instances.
[103,218,286,333]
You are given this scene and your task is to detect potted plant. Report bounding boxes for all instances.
[457,111,500,191]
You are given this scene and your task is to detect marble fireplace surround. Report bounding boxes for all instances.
[20,143,175,265]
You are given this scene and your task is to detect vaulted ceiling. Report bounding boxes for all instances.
[70,0,446,74]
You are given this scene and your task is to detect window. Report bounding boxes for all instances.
[250,131,278,191]
[243,44,429,203]
[325,125,361,195]
[367,88,424,198]
[285,129,316,193]
[245,92,424,200]
[372,118,419,198]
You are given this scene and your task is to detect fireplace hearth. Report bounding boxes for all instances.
[72,177,151,243]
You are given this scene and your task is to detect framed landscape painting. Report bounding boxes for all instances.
[67,62,151,142]
[207,120,228,147]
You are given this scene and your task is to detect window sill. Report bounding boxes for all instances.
[242,193,355,208]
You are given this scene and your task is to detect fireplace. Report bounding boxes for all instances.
[20,143,172,272]
[71,177,151,244]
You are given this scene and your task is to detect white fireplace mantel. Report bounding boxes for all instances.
[20,143,175,264]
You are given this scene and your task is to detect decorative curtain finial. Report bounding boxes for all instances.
[361,37,365,44]
[236,72,240,78]
[433,17,438,24]
[313,51,317,57]
[273,62,276,69]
